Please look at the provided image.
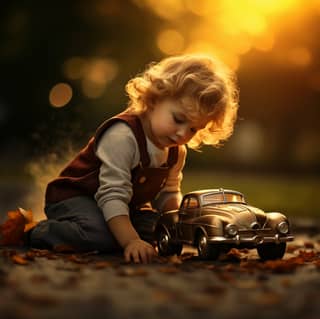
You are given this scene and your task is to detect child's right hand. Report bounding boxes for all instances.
[124,239,156,264]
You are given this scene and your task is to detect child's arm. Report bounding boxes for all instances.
[108,215,156,263]
[152,145,186,212]
[95,123,156,263]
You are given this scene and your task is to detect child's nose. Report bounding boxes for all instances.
[176,126,190,142]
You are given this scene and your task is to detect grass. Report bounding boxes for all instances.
[182,170,320,218]
[1,167,319,219]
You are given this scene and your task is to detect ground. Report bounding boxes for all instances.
[1,222,320,319]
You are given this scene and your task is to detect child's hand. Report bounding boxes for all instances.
[124,239,156,264]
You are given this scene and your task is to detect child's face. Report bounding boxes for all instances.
[144,98,209,149]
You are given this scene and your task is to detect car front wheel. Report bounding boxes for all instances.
[157,228,182,256]
[196,232,220,260]
[257,242,287,260]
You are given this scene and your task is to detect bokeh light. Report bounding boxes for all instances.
[156,29,185,55]
[63,57,118,99]
[140,0,316,70]
[49,83,73,108]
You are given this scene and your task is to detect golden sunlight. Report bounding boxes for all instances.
[49,83,73,108]
[157,29,185,55]
[81,58,118,98]
[141,0,311,70]
[287,47,312,67]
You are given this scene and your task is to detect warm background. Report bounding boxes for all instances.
[0,0,319,220]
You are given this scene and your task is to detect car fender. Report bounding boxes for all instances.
[192,216,224,240]
[265,212,288,228]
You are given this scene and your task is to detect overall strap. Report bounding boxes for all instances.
[95,112,151,167]
[167,146,179,167]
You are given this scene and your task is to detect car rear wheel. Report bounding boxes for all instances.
[157,228,182,256]
[257,242,287,260]
[196,232,220,260]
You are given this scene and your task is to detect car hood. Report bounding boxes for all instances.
[205,204,267,228]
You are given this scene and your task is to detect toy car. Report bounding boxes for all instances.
[155,188,294,260]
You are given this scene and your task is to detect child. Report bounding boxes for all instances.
[1,54,239,263]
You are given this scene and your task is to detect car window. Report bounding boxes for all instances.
[203,193,224,203]
[181,198,189,209]
[203,193,245,204]
[188,197,199,208]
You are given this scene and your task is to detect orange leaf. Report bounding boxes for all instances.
[11,254,29,265]
[94,261,113,269]
[0,210,26,245]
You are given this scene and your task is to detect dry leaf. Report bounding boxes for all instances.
[219,248,243,262]
[67,254,91,264]
[53,244,77,253]
[11,254,29,265]
[298,250,318,262]
[262,259,300,273]
[117,267,149,276]
[94,261,113,269]
[0,210,26,245]
[304,241,315,249]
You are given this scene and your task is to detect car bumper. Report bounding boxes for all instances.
[207,234,294,245]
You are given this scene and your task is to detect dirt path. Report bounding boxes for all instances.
[1,233,319,319]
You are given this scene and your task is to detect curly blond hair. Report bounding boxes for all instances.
[125,54,239,149]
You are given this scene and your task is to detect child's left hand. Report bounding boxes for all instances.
[124,238,156,264]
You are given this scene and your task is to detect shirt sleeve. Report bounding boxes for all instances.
[152,145,187,211]
[94,122,140,222]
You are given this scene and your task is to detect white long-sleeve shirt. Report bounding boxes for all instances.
[94,122,186,222]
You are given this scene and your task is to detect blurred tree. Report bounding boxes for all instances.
[0,0,319,174]
[0,0,162,157]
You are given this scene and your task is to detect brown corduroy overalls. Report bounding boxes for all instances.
[29,112,179,251]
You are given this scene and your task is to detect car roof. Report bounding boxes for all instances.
[185,188,244,197]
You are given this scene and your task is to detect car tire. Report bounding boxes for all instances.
[257,242,287,260]
[157,228,182,256]
[196,232,220,260]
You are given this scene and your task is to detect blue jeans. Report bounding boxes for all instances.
[30,196,121,252]
[30,196,160,252]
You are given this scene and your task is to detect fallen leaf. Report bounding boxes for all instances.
[25,251,36,261]
[18,207,38,232]
[30,248,52,257]
[286,244,301,253]
[53,244,77,253]
[298,250,318,262]
[94,261,113,269]
[304,241,315,249]
[67,254,91,264]
[262,259,300,273]
[0,210,26,245]
[225,248,243,262]
[11,254,29,265]
[117,266,149,276]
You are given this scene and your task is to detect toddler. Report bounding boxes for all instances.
[1,54,239,263]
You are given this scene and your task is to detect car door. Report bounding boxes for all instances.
[178,195,200,242]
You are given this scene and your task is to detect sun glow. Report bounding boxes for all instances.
[141,0,312,70]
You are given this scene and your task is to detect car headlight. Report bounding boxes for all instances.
[225,224,238,237]
[277,221,289,234]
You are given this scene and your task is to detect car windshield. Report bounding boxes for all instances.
[203,192,245,205]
